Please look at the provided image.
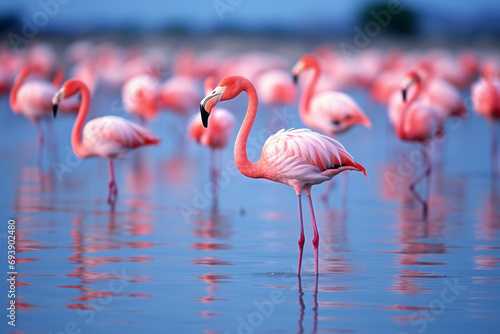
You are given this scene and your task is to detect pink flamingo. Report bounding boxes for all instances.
[471,62,500,176]
[9,66,79,146]
[292,54,371,201]
[158,76,201,116]
[292,55,371,137]
[52,79,161,205]
[122,74,161,123]
[188,77,235,180]
[256,69,297,106]
[200,75,366,275]
[392,70,443,218]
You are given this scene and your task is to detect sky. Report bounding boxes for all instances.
[1,0,500,37]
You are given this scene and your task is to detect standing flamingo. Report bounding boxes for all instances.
[292,54,371,202]
[52,79,161,205]
[188,76,235,180]
[391,70,443,218]
[10,66,79,146]
[472,62,500,176]
[122,74,161,123]
[200,75,366,275]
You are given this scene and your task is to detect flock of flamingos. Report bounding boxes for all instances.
[4,41,500,275]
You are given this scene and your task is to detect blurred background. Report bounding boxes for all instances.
[1,0,500,42]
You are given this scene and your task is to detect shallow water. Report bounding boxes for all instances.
[1,72,500,334]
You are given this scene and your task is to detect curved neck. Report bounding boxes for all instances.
[71,82,91,158]
[234,80,261,178]
[9,70,28,112]
[398,80,421,139]
[299,64,319,117]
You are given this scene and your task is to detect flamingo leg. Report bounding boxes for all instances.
[107,159,118,205]
[491,121,498,178]
[32,119,44,149]
[296,193,305,276]
[410,144,431,219]
[305,187,319,275]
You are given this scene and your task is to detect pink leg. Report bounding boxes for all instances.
[296,193,305,276]
[341,172,349,208]
[305,187,319,275]
[32,120,43,149]
[410,144,431,219]
[107,159,118,205]
[491,122,498,178]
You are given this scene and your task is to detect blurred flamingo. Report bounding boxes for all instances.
[122,74,161,123]
[292,54,371,201]
[9,66,79,146]
[188,76,235,180]
[200,75,366,275]
[391,70,443,218]
[159,76,200,116]
[52,79,161,205]
[471,61,500,176]
[256,69,297,106]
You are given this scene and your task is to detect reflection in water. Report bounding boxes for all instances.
[191,199,233,327]
[297,275,318,334]
[320,205,355,275]
[65,210,154,311]
[475,179,500,271]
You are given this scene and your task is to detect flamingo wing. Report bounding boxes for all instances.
[309,92,370,135]
[261,129,366,186]
[82,116,160,158]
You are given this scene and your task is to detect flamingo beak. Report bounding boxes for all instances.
[52,88,65,118]
[402,89,407,102]
[199,86,226,128]
[292,73,298,84]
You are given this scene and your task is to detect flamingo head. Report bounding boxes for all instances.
[52,79,81,117]
[200,83,226,128]
[401,71,421,103]
[291,54,319,84]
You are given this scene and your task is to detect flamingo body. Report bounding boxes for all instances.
[260,128,366,188]
[122,74,160,120]
[80,116,160,159]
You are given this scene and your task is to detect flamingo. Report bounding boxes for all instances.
[122,74,160,123]
[188,76,235,180]
[9,66,79,146]
[292,55,371,135]
[391,70,443,218]
[256,69,297,106]
[292,54,371,202]
[471,62,500,176]
[52,79,161,205]
[200,75,366,275]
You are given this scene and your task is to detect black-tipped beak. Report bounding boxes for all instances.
[200,104,210,128]
[401,89,407,102]
[292,74,298,84]
[53,104,58,117]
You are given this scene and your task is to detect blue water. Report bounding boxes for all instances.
[1,45,500,334]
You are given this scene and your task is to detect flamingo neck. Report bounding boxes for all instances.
[299,64,319,117]
[398,80,421,139]
[9,71,28,113]
[234,80,262,179]
[71,82,91,158]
